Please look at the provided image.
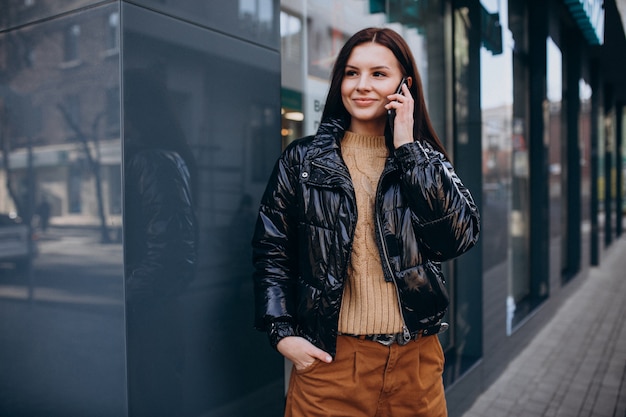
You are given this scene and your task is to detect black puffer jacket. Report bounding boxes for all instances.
[125,149,197,301]
[252,117,480,356]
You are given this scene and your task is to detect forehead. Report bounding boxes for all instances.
[346,42,399,69]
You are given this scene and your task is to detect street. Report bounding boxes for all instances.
[0,227,126,417]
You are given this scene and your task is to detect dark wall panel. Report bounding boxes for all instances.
[122,3,283,416]
[0,0,112,31]
[125,0,279,50]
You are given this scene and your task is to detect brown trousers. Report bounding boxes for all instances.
[284,334,447,417]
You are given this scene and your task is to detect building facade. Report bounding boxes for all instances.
[0,0,623,416]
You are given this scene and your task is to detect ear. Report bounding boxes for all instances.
[406,76,413,89]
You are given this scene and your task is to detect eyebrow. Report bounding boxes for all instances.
[345,64,392,70]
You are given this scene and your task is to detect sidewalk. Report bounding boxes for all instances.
[460,235,626,417]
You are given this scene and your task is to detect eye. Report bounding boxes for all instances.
[345,70,358,77]
[373,71,387,77]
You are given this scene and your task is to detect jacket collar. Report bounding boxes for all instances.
[301,117,351,186]
[303,116,398,185]
[309,116,349,154]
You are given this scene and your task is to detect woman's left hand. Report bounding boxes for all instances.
[386,83,414,149]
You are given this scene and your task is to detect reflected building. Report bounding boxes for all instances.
[0,1,282,416]
[0,1,625,417]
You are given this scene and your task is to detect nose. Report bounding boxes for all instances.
[356,75,370,91]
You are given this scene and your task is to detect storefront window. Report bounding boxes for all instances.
[546,37,564,288]
[580,78,592,227]
[480,0,515,332]
[280,0,446,141]
[480,0,512,269]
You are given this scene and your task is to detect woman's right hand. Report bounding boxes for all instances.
[276,336,333,371]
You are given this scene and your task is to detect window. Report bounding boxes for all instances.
[106,12,119,52]
[68,165,82,213]
[63,24,80,62]
[63,94,81,136]
[105,87,120,137]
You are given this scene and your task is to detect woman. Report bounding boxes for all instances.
[252,27,480,416]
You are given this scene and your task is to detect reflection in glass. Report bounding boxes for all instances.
[126,0,279,49]
[0,3,125,416]
[107,12,120,51]
[64,24,81,62]
[579,78,592,226]
[546,37,564,286]
[280,9,304,148]
[480,0,514,333]
[122,3,282,415]
[508,0,532,333]
[0,0,106,31]
[124,69,198,417]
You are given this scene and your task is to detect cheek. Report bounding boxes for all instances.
[340,81,350,98]
[340,83,351,107]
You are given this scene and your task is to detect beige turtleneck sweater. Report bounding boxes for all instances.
[337,131,404,335]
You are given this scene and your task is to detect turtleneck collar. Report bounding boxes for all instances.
[341,131,387,155]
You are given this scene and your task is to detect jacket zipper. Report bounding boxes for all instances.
[375,168,411,343]
[311,159,410,342]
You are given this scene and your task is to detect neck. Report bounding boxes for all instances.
[348,118,386,136]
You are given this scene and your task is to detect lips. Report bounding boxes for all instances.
[353,98,377,106]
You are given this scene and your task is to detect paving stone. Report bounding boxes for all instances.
[459,236,626,417]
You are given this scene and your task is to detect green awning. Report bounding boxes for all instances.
[564,0,604,45]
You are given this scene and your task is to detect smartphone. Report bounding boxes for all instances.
[388,77,408,132]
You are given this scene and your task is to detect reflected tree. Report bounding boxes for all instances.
[57,104,111,243]
[0,27,38,287]
[0,19,35,220]
[0,90,29,218]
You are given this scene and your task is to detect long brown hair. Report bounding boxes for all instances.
[321,27,448,159]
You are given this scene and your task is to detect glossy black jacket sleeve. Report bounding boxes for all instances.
[394,140,480,261]
[125,150,197,300]
[251,144,301,333]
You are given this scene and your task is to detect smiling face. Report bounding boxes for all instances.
[341,42,405,135]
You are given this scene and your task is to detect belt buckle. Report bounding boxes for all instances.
[372,334,396,346]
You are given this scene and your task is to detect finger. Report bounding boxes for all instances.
[308,346,333,363]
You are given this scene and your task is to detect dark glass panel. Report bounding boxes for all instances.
[546,37,564,288]
[127,0,280,50]
[122,3,283,416]
[580,78,592,225]
[0,3,126,417]
[0,0,108,31]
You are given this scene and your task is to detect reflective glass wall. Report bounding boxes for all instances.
[121,2,283,416]
[506,0,547,330]
[580,78,593,230]
[0,2,126,416]
[546,37,564,290]
[1,1,283,416]
[448,2,483,383]
[479,0,514,335]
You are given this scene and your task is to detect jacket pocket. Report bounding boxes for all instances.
[395,263,449,323]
